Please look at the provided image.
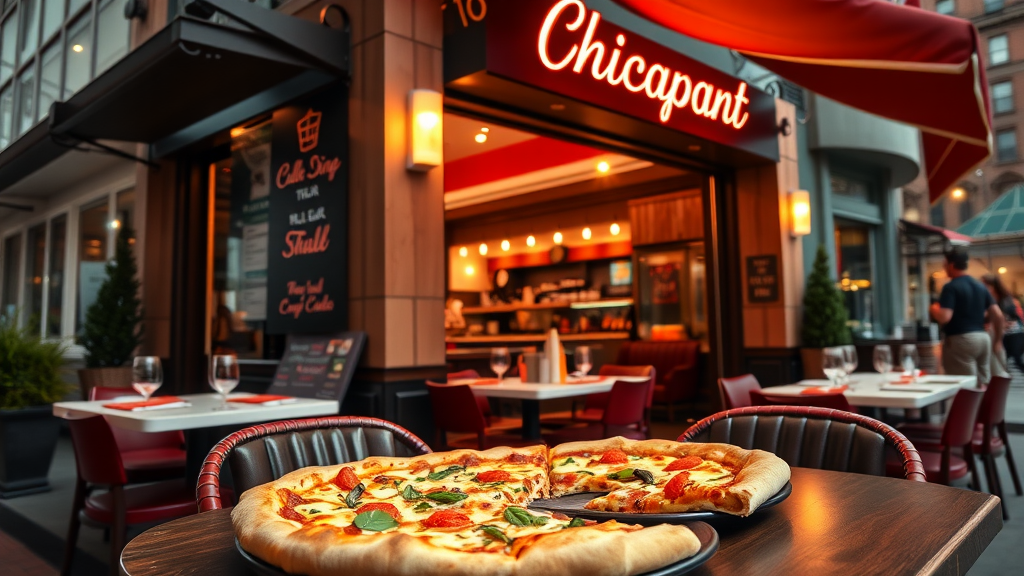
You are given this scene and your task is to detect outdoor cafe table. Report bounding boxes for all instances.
[52,393,339,480]
[762,373,977,410]
[467,376,649,440]
[118,467,1003,576]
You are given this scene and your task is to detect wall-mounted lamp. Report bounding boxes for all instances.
[789,190,811,237]
[407,89,442,171]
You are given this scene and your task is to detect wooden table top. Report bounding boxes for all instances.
[121,468,1002,576]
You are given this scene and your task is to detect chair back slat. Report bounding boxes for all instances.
[750,389,854,412]
[68,416,128,485]
[978,376,1011,428]
[427,382,488,434]
[941,388,986,448]
[601,380,649,427]
[719,374,762,409]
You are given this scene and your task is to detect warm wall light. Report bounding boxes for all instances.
[526,235,536,247]
[582,227,592,240]
[610,222,621,236]
[479,243,488,256]
[999,266,1008,274]
[789,190,811,237]
[109,219,121,230]
[407,89,442,171]
[72,44,84,53]
[465,265,475,276]
[553,231,563,245]
[459,246,468,257]
[951,188,966,201]
[474,133,487,143]
[597,161,610,173]
[501,239,510,251]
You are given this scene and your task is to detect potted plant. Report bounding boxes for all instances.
[800,245,852,379]
[0,312,70,497]
[77,224,143,399]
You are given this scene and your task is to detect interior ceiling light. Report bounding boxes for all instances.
[597,161,610,173]
[459,246,468,257]
[481,127,489,133]
[479,243,488,256]
[474,133,487,143]
[465,265,475,276]
[526,235,536,247]
[501,239,511,251]
[582,227,592,240]
[610,222,621,236]
[553,231,563,245]
[999,266,1008,274]
[72,44,84,53]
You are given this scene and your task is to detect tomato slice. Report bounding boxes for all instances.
[422,509,472,528]
[476,470,512,483]
[665,456,703,471]
[355,502,402,521]
[663,472,690,500]
[333,466,360,491]
[599,449,629,465]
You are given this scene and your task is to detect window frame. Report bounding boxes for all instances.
[989,34,1010,66]
[993,80,1014,114]
[997,128,1018,163]
[936,0,954,15]
[984,0,1004,14]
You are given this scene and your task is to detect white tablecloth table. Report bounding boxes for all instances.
[762,374,977,409]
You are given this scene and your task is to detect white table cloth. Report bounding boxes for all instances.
[762,374,977,409]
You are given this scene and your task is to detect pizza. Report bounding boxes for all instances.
[232,444,702,576]
[549,438,790,516]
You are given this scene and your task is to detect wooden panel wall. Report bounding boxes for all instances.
[628,190,703,246]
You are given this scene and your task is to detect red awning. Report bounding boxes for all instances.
[900,218,973,245]
[612,0,991,202]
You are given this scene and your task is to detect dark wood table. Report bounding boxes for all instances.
[121,468,1003,576]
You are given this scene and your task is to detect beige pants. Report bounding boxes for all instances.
[942,332,992,384]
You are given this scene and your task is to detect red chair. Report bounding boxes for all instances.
[426,382,535,450]
[89,387,186,483]
[543,365,656,431]
[719,374,761,409]
[616,340,700,421]
[62,416,195,576]
[447,369,495,426]
[885,388,985,486]
[542,379,651,444]
[750,389,854,412]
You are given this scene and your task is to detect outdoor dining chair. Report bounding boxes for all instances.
[542,364,656,433]
[448,369,495,425]
[196,416,432,512]
[89,386,187,483]
[425,382,532,450]
[679,405,926,481]
[543,379,652,444]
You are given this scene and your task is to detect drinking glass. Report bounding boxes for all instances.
[873,345,893,379]
[210,354,240,410]
[900,344,919,376]
[131,356,163,401]
[822,347,845,387]
[490,347,511,381]
[574,346,593,376]
[842,346,858,385]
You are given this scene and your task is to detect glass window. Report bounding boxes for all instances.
[1,233,21,318]
[1,13,18,84]
[42,0,64,41]
[830,173,871,201]
[17,62,35,134]
[68,0,87,16]
[985,0,1004,13]
[930,201,946,228]
[634,244,707,344]
[835,220,874,337]
[47,214,65,337]
[0,86,12,148]
[76,198,108,333]
[990,35,1009,66]
[936,0,954,15]
[64,14,92,99]
[997,129,1018,162]
[95,0,128,75]
[23,223,45,335]
[958,195,973,224]
[19,0,40,63]
[38,42,59,120]
[993,80,1014,114]
[115,188,135,239]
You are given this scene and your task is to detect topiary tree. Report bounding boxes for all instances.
[801,244,851,348]
[80,225,143,368]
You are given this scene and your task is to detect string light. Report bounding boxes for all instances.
[526,235,536,247]
[610,222,621,236]
[582,227,592,240]
[553,232,563,245]
[459,246,468,257]
[479,243,488,256]
[501,239,510,251]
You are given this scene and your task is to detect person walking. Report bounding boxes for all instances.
[930,247,1004,384]
[981,273,1024,374]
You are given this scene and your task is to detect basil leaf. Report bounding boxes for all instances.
[512,487,526,493]
[504,506,547,526]
[479,525,512,544]
[606,468,635,481]
[635,469,656,485]
[562,457,576,466]
[353,510,398,532]
[568,517,587,528]
[402,485,424,501]
[309,509,321,515]
[413,502,433,512]
[425,491,469,504]
[345,483,365,508]
[393,479,404,488]
[427,465,465,481]
[576,470,595,476]
[415,477,426,482]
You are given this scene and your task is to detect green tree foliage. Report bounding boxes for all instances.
[0,312,70,409]
[80,225,143,368]
[801,245,852,348]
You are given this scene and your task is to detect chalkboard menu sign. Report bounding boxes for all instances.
[266,84,348,334]
[747,255,779,303]
[269,332,366,401]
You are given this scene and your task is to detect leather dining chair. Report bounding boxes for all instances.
[750,389,855,412]
[542,365,656,434]
[426,382,534,451]
[197,416,432,512]
[63,416,196,576]
[447,369,495,425]
[616,340,700,421]
[543,379,652,444]
[679,406,926,481]
[718,374,762,410]
[89,386,187,483]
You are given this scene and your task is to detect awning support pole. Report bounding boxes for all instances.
[51,134,160,168]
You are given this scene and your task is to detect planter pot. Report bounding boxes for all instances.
[77,366,133,400]
[0,406,61,498]
[800,348,826,380]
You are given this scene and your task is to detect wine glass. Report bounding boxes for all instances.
[574,346,593,377]
[131,356,163,401]
[842,346,858,385]
[490,347,510,381]
[900,344,919,377]
[822,347,845,387]
[873,345,893,380]
[210,354,240,410]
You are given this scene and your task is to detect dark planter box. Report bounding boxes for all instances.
[0,406,61,498]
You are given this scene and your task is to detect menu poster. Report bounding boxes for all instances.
[269,332,366,401]
[266,84,348,334]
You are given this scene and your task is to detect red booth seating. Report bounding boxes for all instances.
[616,340,700,421]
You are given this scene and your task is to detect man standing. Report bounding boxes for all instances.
[930,247,1004,383]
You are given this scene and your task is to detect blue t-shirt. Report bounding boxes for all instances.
[938,275,995,336]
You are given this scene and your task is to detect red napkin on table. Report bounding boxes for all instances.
[895,371,928,384]
[800,385,848,395]
[566,376,604,384]
[468,378,501,386]
[103,396,187,411]
[227,394,297,405]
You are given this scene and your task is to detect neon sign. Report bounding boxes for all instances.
[537,0,749,130]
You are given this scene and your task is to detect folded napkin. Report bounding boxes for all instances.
[103,396,190,411]
[566,376,604,384]
[228,394,298,405]
[800,385,848,395]
[468,378,501,386]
